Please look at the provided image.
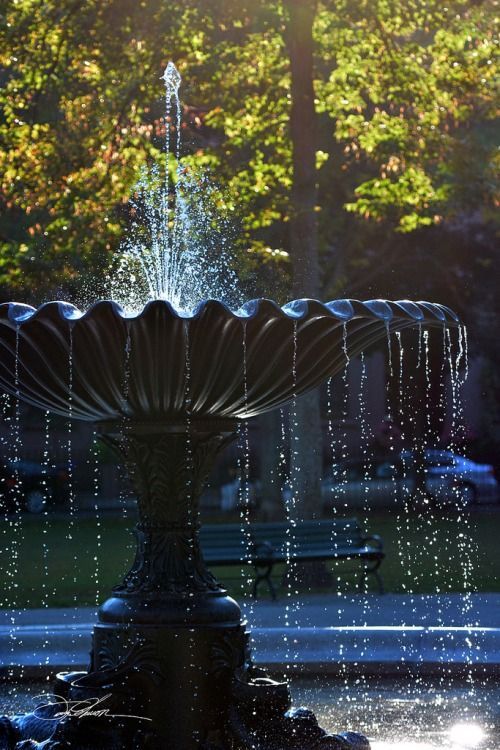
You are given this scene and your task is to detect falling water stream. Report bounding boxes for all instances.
[294,318,493,747]
[183,321,201,741]
[358,350,372,695]
[66,326,78,648]
[39,410,52,665]
[239,321,257,624]
[90,429,101,607]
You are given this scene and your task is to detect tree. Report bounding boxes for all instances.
[284,0,323,522]
[2,1,496,299]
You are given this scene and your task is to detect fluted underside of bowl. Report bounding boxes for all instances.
[0,299,459,423]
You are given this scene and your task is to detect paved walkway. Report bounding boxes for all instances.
[1,594,498,675]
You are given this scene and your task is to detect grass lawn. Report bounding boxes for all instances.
[0,508,498,608]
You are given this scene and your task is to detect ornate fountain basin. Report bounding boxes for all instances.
[0,298,458,424]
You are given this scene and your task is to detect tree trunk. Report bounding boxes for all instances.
[284,0,323,522]
[286,0,320,299]
[259,410,286,520]
[283,0,330,589]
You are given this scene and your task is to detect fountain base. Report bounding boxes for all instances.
[2,589,370,748]
[3,659,370,750]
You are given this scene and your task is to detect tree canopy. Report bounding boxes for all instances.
[0,0,498,310]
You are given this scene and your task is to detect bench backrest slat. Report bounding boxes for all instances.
[200,518,365,559]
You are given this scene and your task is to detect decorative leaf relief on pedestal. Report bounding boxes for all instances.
[105,430,235,527]
[211,626,251,681]
[114,526,221,594]
[102,428,235,594]
[96,630,167,687]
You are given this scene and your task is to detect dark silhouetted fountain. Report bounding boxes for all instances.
[0,65,459,750]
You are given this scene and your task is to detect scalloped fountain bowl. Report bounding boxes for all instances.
[0,297,458,425]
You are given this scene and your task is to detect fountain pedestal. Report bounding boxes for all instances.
[91,421,246,749]
[88,422,368,749]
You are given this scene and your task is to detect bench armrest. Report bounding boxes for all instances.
[361,534,384,552]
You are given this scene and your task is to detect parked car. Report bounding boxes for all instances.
[0,460,70,514]
[321,450,498,509]
[406,449,498,505]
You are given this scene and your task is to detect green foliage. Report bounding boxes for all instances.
[345,167,448,232]
[0,0,188,297]
[315,0,498,233]
[0,0,497,303]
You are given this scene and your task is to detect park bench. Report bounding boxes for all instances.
[199,517,384,599]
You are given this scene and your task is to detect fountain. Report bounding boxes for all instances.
[0,64,461,750]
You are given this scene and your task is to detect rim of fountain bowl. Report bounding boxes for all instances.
[0,297,460,424]
[0,297,460,326]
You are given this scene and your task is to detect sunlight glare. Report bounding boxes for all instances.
[449,723,486,748]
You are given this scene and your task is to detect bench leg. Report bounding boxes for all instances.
[253,564,276,600]
[359,568,372,593]
[360,559,385,595]
[371,568,384,595]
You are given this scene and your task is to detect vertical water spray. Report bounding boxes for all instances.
[337,322,351,515]
[110,61,241,313]
[184,319,194,543]
[357,350,372,694]
[326,376,337,516]
[394,330,414,598]
[122,324,132,416]
[11,329,22,624]
[416,321,423,369]
[183,319,198,738]
[90,428,102,608]
[0,394,15,640]
[0,394,12,612]
[278,407,288,511]
[451,326,476,690]
[67,324,78,652]
[462,324,469,384]
[282,319,300,668]
[162,61,182,297]
[422,328,443,654]
[422,328,440,605]
[40,410,52,665]
[358,351,371,559]
[454,325,468,459]
[239,321,254,620]
[290,320,301,663]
